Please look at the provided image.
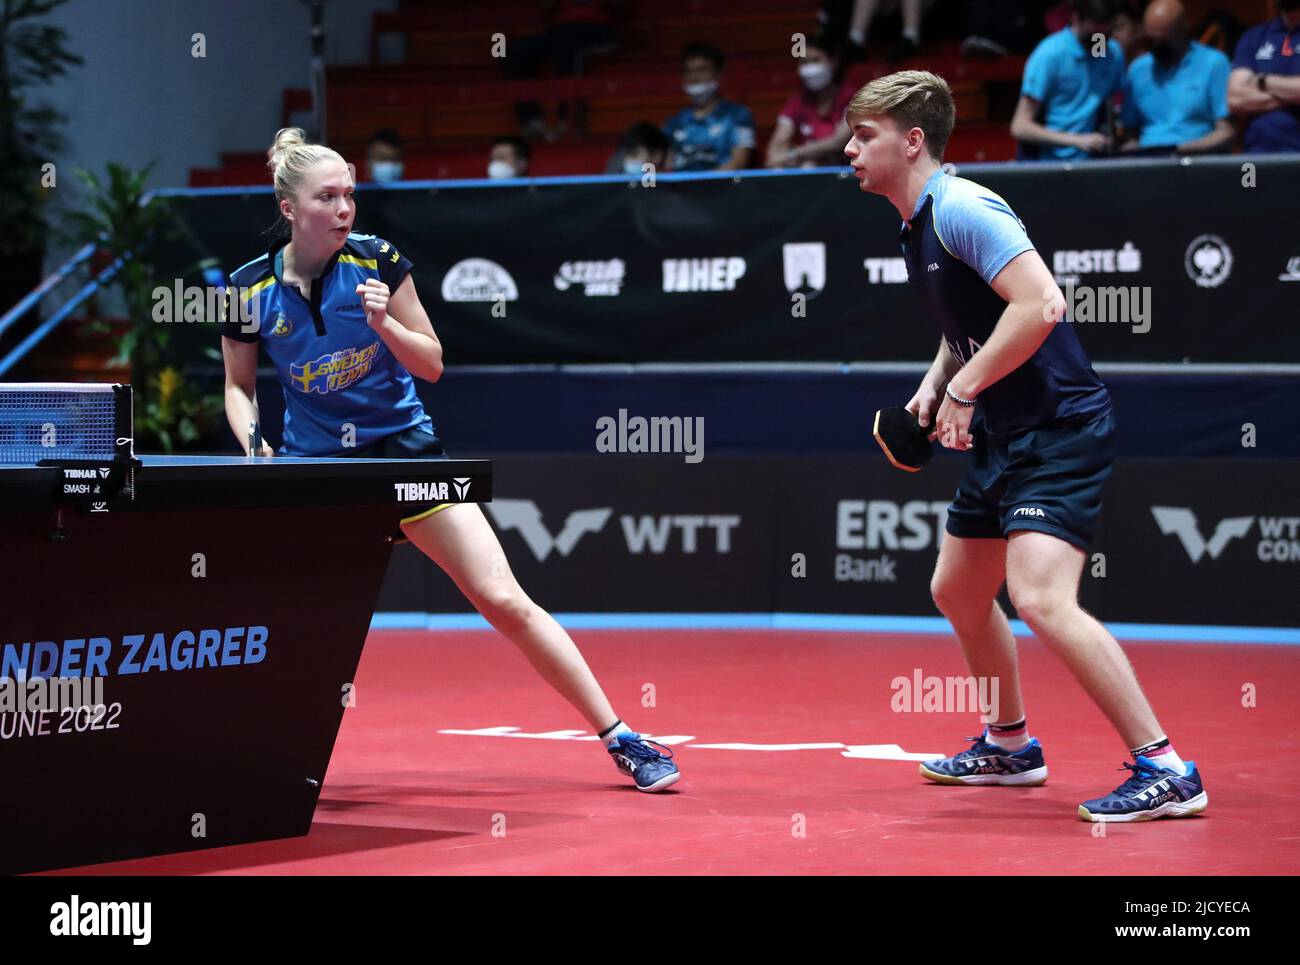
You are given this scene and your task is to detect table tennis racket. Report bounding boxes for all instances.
[873,406,934,472]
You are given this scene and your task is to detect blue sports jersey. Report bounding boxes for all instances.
[1232,15,1300,153]
[220,232,432,456]
[663,99,756,171]
[1122,41,1230,148]
[1021,27,1126,160]
[898,170,1111,438]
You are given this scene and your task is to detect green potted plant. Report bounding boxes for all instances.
[63,162,224,451]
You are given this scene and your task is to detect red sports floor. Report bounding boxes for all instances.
[44,629,1300,875]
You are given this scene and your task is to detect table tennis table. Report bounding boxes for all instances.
[0,443,491,874]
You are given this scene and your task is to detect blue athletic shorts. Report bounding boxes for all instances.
[944,410,1115,551]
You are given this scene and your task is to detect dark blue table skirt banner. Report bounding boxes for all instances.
[161,155,1298,365]
[377,453,1300,628]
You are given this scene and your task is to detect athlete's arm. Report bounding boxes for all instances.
[930,249,1062,450]
[221,336,273,456]
[906,338,960,432]
[948,249,1062,401]
[358,275,444,383]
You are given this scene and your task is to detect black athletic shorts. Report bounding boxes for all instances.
[339,421,452,535]
[944,410,1115,551]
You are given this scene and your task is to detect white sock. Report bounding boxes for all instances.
[600,719,633,750]
[1133,736,1187,774]
[984,718,1031,753]
[902,27,921,45]
[848,27,866,45]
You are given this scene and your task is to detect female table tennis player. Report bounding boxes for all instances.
[218,128,680,792]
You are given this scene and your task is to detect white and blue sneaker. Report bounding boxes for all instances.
[1078,756,1208,822]
[608,733,680,793]
[919,733,1049,786]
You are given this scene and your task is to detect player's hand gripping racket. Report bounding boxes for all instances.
[873,406,934,472]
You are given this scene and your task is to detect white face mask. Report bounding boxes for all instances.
[370,160,403,183]
[798,63,833,92]
[683,81,718,105]
[487,160,516,180]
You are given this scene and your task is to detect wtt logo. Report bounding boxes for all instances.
[1151,507,1254,562]
[1151,506,1300,564]
[485,499,740,560]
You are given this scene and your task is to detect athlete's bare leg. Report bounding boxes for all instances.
[401,504,619,732]
[930,533,1024,725]
[1005,530,1163,748]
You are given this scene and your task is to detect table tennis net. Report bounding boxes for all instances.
[0,383,132,464]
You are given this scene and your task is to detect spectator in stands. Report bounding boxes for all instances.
[1119,0,1234,155]
[962,0,1051,59]
[364,130,405,183]
[1010,0,1126,161]
[1110,1,1144,62]
[488,135,531,179]
[605,122,670,174]
[821,0,934,63]
[766,34,853,168]
[663,44,755,171]
[502,1,623,140]
[1227,1,1300,154]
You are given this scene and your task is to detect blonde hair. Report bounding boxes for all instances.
[266,127,347,205]
[845,70,955,161]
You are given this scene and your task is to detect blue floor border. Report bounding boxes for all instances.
[370,611,1300,644]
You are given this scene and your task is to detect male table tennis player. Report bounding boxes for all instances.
[848,72,1205,821]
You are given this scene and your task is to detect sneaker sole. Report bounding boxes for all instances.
[1077,790,1208,823]
[637,770,681,793]
[918,763,1048,787]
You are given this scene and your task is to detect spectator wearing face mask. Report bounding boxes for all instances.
[1119,0,1234,155]
[663,43,756,171]
[365,130,405,183]
[487,136,531,179]
[605,122,670,174]
[1010,0,1126,161]
[1227,0,1300,154]
[766,34,853,168]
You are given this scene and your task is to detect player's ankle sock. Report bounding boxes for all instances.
[848,27,866,45]
[1131,735,1187,774]
[902,27,921,44]
[599,718,633,750]
[984,717,1031,752]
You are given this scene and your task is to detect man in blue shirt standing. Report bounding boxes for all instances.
[1120,0,1234,154]
[663,43,756,171]
[1227,0,1300,153]
[1010,0,1126,160]
[842,69,1209,823]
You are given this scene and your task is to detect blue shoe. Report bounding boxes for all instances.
[608,733,680,793]
[919,732,1048,786]
[1078,756,1208,822]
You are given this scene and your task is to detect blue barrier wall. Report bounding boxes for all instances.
[238,365,1300,460]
